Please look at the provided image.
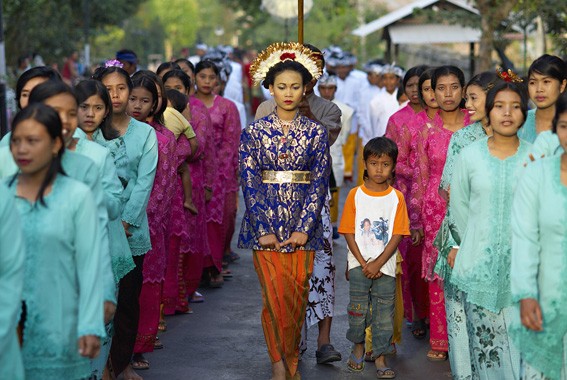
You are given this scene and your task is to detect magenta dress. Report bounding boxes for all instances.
[182,97,215,297]
[203,95,241,272]
[162,132,192,315]
[409,109,470,352]
[385,105,434,324]
[135,123,176,353]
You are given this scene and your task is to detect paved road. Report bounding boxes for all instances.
[141,189,453,380]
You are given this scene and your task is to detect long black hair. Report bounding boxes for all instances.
[156,61,181,78]
[74,79,119,139]
[485,81,529,127]
[418,67,437,106]
[403,65,429,89]
[528,54,567,84]
[163,69,192,94]
[552,92,567,134]
[132,70,167,125]
[92,66,133,91]
[28,80,78,107]
[262,60,313,90]
[15,66,62,109]
[130,74,159,119]
[10,103,65,206]
[432,65,465,109]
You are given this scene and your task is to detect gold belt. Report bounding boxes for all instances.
[262,170,311,184]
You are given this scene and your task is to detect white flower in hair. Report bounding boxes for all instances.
[249,42,323,86]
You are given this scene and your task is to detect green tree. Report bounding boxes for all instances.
[3,0,144,66]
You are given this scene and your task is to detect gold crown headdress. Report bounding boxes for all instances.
[496,67,523,83]
[249,42,323,86]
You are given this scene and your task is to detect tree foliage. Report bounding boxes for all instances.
[3,0,144,66]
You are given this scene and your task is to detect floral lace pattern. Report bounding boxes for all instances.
[183,98,213,255]
[144,124,176,283]
[509,156,567,380]
[450,138,530,312]
[8,176,105,379]
[168,134,191,248]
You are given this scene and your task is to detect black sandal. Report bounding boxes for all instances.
[411,319,426,340]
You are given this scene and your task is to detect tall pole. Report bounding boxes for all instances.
[83,0,91,70]
[298,0,304,44]
[0,0,8,137]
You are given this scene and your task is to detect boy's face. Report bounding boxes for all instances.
[364,153,394,186]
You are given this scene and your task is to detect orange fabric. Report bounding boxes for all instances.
[356,138,365,186]
[343,133,358,177]
[253,250,314,377]
[338,185,411,237]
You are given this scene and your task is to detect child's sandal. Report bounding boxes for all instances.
[347,351,365,373]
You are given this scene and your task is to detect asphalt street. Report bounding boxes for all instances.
[141,187,453,380]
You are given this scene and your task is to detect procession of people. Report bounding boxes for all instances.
[0,34,566,380]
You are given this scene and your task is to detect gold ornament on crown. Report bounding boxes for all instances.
[249,42,323,86]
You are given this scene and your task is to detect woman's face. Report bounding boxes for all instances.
[102,72,130,115]
[78,94,108,135]
[555,111,567,153]
[434,74,463,112]
[43,93,78,145]
[269,70,304,113]
[421,79,438,109]
[528,72,567,110]
[489,89,524,138]
[195,68,218,96]
[465,84,487,123]
[404,75,420,105]
[10,118,62,175]
[20,76,48,109]
[164,77,189,95]
[363,220,371,231]
[127,87,154,122]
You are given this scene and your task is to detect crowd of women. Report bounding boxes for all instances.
[0,39,566,380]
[0,51,240,380]
[375,54,567,380]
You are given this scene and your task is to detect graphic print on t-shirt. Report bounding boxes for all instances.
[359,217,388,259]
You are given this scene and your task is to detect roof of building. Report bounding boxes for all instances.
[352,0,479,38]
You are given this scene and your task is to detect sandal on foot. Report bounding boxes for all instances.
[426,350,447,362]
[221,269,233,278]
[376,367,396,379]
[131,354,150,370]
[190,291,205,303]
[209,274,224,288]
[347,351,365,372]
[157,320,167,332]
[153,336,164,349]
[411,319,426,340]
[224,251,240,262]
[316,344,342,364]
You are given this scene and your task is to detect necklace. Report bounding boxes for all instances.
[276,114,298,161]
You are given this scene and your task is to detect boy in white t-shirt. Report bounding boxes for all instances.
[339,137,410,378]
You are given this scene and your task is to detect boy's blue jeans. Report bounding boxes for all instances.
[346,266,395,359]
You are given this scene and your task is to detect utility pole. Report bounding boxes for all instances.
[0,0,8,137]
[83,0,91,70]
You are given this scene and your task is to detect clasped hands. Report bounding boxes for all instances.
[361,259,384,280]
[258,232,308,251]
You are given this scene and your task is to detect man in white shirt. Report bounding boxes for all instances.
[317,74,354,239]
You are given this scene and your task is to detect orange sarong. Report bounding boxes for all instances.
[253,249,314,377]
